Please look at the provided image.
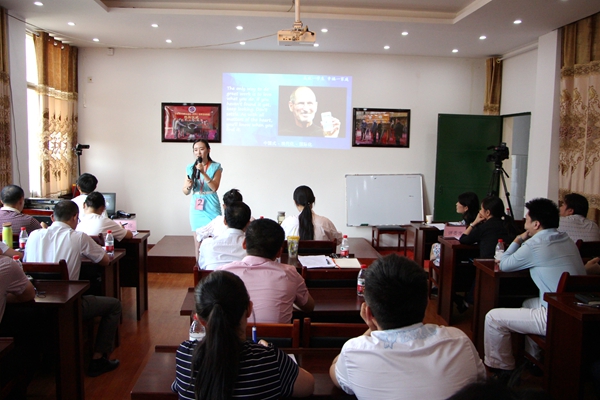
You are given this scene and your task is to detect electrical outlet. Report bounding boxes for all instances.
[87,76,93,83]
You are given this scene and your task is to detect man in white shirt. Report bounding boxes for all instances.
[24,200,121,377]
[196,188,243,242]
[330,254,485,400]
[558,192,600,242]
[76,192,132,241]
[198,201,250,270]
[72,173,108,221]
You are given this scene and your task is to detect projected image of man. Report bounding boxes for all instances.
[280,86,340,137]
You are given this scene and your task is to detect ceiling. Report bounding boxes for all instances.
[0,0,598,58]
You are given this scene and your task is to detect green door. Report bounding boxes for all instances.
[433,114,502,222]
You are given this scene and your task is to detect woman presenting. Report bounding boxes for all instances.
[183,139,222,257]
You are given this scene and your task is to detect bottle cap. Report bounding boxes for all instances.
[2,222,11,227]
[107,230,112,233]
[361,264,367,269]
[21,227,26,231]
[498,239,503,242]
[12,255,19,260]
[343,234,348,238]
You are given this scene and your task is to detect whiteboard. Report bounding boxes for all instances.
[346,174,424,226]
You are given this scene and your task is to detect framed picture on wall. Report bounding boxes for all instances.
[352,108,410,148]
[161,103,221,143]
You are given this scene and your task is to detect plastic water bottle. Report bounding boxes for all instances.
[357,264,367,296]
[19,227,28,250]
[12,255,22,269]
[340,235,350,258]
[189,319,206,341]
[105,230,115,256]
[494,239,505,262]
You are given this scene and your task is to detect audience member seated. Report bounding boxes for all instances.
[196,188,246,242]
[198,201,250,270]
[0,184,46,233]
[172,270,314,399]
[24,200,121,377]
[329,254,485,399]
[72,173,107,221]
[218,218,314,323]
[281,185,342,244]
[76,192,133,241]
[557,192,600,242]
[484,198,586,382]
[585,257,600,275]
[456,196,518,312]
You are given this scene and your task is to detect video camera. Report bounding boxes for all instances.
[486,142,509,166]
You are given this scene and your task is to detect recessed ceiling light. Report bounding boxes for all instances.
[452,49,458,53]
[236,26,243,30]
[384,45,390,50]
[240,41,246,45]
[514,19,522,24]
[67,22,75,26]
[313,43,319,47]
[34,1,43,6]
[321,28,328,33]
[402,31,408,36]
[166,39,172,43]
[151,24,159,28]
[479,35,486,40]
[92,38,99,42]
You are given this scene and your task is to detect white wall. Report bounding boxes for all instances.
[501,49,537,115]
[76,48,485,242]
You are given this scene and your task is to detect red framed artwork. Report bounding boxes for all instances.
[352,108,410,148]
[161,103,221,143]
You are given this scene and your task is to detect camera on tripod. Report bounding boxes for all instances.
[486,142,509,166]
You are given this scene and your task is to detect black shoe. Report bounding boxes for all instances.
[430,287,439,296]
[490,368,515,386]
[454,296,469,314]
[87,357,120,377]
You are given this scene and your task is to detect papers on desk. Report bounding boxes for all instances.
[427,223,446,230]
[333,258,361,269]
[298,255,336,268]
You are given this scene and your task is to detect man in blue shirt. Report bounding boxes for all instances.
[484,198,585,377]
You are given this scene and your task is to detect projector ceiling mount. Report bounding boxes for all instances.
[277,0,316,46]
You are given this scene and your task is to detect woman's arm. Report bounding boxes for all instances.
[202,167,222,192]
[183,176,193,195]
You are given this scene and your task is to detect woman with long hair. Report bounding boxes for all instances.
[281,185,342,244]
[182,139,223,259]
[456,192,480,226]
[172,271,314,400]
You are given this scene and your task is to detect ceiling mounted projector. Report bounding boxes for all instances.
[277,0,316,46]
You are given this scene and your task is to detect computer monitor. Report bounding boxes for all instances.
[101,192,116,218]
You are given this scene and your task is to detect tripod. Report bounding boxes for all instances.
[488,161,514,218]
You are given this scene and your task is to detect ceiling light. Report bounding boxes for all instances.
[92,38,99,42]
[479,35,486,40]
[166,39,172,43]
[34,1,43,6]
[402,31,408,36]
[321,28,328,33]
[67,22,75,26]
[514,19,522,24]
[240,41,245,45]
[236,26,243,30]
[452,49,458,53]
[313,43,319,47]
[151,24,159,28]
[384,45,390,50]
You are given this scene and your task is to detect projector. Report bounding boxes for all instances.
[277,29,316,46]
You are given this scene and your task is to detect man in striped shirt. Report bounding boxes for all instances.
[0,185,46,234]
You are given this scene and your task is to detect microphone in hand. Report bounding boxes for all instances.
[194,157,203,180]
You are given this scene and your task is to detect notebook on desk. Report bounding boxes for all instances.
[443,223,467,239]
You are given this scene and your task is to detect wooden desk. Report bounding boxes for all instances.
[8,280,89,400]
[0,337,14,360]
[81,249,125,300]
[437,237,479,325]
[116,230,151,320]
[181,287,363,322]
[148,235,196,273]
[131,348,355,399]
[544,293,600,400]
[408,222,441,268]
[336,238,381,259]
[471,259,537,356]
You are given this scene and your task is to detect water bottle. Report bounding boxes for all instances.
[277,211,285,225]
[494,239,505,262]
[19,227,28,250]
[2,222,13,249]
[12,255,22,269]
[340,235,350,258]
[105,230,115,256]
[357,264,367,296]
[189,319,206,341]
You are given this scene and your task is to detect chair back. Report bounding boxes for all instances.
[302,317,368,348]
[245,319,300,348]
[91,234,105,246]
[193,265,213,287]
[575,240,600,262]
[282,239,337,256]
[556,271,600,293]
[22,259,69,280]
[301,267,359,288]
